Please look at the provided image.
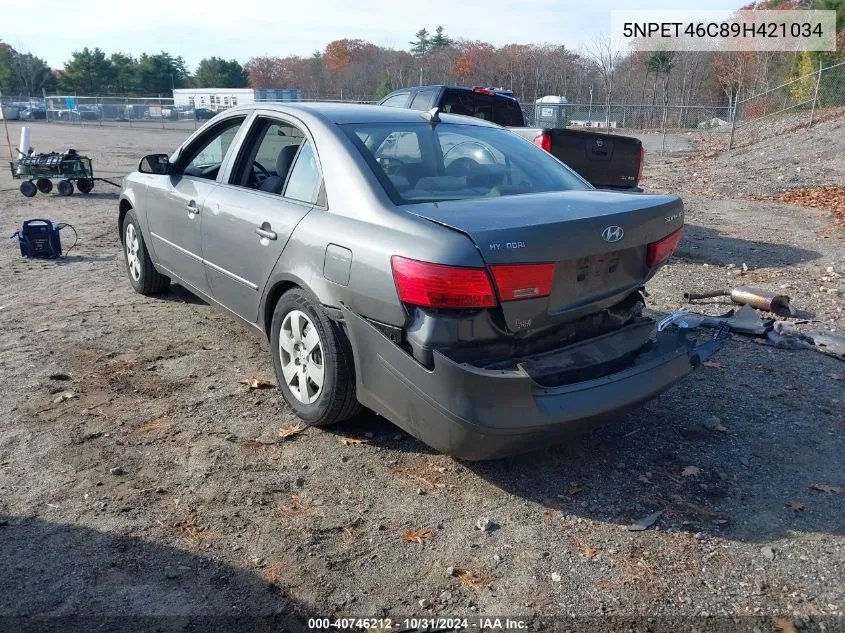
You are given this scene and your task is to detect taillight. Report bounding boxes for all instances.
[490,264,556,301]
[533,132,552,153]
[391,256,496,309]
[637,145,645,183]
[646,227,683,268]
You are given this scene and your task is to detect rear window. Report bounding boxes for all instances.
[343,122,590,204]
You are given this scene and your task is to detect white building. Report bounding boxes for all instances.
[173,88,302,109]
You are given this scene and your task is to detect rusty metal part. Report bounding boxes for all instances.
[684,289,729,302]
[729,286,791,315]
[684,286,791,316]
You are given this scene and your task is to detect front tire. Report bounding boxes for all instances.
[20,181,37,197]
[270,289,359,426]
[57,180,74,196]
[122,209,170,295]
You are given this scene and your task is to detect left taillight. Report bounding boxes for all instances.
[533,132,552,153]
[391,256,497,309]
[646,227,683,268]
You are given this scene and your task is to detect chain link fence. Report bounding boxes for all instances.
[729,60,845,149]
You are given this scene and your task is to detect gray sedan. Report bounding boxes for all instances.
[119,103,719,460]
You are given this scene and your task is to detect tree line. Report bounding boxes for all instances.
[2,0,843,116]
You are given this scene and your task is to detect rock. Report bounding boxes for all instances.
[417,487,425,495]
[109,467,126,476]
[52,391,76,404]
[627,510,663,531]
[475,517,497,532]
[439,590,452,602]
[760,546,775,561]
[740,456,750,468]
[493,553,503,565]
[551,572,562,582]
[702,415,721,431]
[446,566,457,577]
[419,599,431,608]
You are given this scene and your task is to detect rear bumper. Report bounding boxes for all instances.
[341,306,722,460]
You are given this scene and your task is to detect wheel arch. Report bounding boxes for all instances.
[118,198,133,243]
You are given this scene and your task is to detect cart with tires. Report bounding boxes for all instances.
[9,149,119,197]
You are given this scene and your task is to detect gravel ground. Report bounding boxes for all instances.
[0,120,843,632]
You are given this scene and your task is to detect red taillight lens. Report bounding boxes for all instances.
[490,263,556,301]
[646,227,683,268]
[391,256,496,309]
[533,132,552,153]
[637,145,645,183]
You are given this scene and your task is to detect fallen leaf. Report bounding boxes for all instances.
[575,541,599,559]
[129,416,173,436]
[681,466,701,477]
[403,528,434,544]
[826,372,842,381]
[240,377,275,390]
[637,474,651,484]
[566,484,583,496]
[277,492,310,516]
[266,562,284,584]
[627,510,663,531]
[809,483,842,494]
[456,568,487,586]
[278,421,306,440]
[339,437,367,446]
[771,617,799,633]
[702,360,724,368]
[785,500,805,512]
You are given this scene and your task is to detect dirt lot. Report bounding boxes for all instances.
[1,120,843,632]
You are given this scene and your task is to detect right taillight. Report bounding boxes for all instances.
[637,145,645,183]
[533,132,552,153]
[647,227,683,268]
[391,256,496,309]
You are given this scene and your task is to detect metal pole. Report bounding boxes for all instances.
[808,59,823,129]
[1,90,15,161]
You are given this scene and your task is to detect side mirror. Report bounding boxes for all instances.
[139,153,171,175]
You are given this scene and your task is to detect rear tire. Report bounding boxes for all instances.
[20,181,37,197]
[77,178,94,194]
[36,178,53,194]
[122,209,170,295]
[57,180,74,196]
[270,289,360,426]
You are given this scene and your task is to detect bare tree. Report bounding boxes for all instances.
[582,34,620,132]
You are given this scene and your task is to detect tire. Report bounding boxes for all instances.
[270,289,360,426]
[36,178,53,194]
[19,181,37,197]
[76,178,93,194]
[122,209,170,295]
[57,180,74,196]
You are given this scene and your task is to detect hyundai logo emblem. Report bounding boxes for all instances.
[602,226,624,243]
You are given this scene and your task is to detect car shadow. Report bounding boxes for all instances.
[344,328,844,544]
[677,223,821,268]
[157,283,208,306]
[55,254,118,265]
[0,513,309,632]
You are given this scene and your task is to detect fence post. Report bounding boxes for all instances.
[808,59,823,129]
[728,86,740,150]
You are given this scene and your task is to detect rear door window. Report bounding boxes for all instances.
[494,98,524,126]
[409,88,438,111]
[380,92,410,108]
[284,140,322,204]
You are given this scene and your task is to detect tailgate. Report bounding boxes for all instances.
[549,129,642,189]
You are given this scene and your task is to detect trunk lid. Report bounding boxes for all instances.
[406,190,684,334]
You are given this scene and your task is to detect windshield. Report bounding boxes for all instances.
[342,122,591,203]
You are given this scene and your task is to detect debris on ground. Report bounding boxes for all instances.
[239,377,275,390]
[627,510,663,531]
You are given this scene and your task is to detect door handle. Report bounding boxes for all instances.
[185,201,199,214]
[255,225,277,241]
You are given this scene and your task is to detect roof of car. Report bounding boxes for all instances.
[226,102,501,127]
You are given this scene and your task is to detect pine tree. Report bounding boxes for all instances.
[409,29,430,57]
[430,26,452,49]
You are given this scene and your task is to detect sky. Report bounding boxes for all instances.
[1,0,748,71]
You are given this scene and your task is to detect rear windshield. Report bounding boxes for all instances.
[342,122,591,204]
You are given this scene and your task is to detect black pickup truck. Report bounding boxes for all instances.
[379,85,644,191]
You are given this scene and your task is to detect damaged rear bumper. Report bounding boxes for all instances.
[341,306,723,460]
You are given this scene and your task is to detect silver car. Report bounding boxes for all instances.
[119,103,719,460]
